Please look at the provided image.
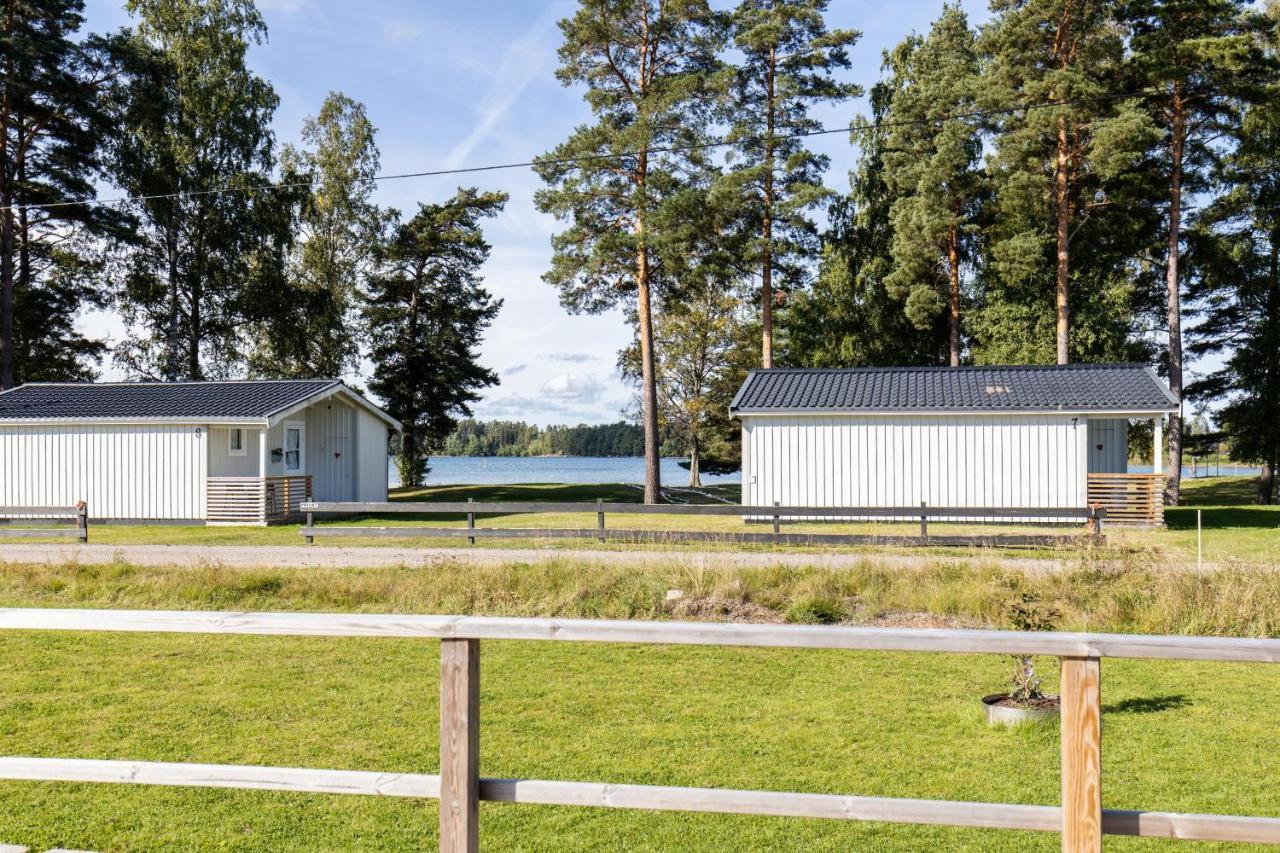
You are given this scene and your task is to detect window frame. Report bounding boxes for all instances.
[228,428,246,457]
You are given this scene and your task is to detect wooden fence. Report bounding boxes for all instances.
[299,500,1105,549]
[1086,473,1164,526]
[0,608,1277,851]
[0,503,88,542]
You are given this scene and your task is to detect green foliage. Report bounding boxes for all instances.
[1186,92,1280,505]
[783,595,848,624]
[788,74,948,366]
[720,0,860,364]
[109,0,287,380]
[974,0,1161,365]
[0,0,126,388]
[880,5,986,364]
[250,91,386,379]
[440,420,644,457]
[364,188,506,487]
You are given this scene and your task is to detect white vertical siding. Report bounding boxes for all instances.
[0,424,206,519]
[742,414,1088,514]
[353,407,390,501]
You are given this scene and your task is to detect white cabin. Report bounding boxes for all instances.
[730,364,1179,524]
[0,379,400,524]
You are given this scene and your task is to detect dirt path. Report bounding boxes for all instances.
[0,542,1070,573]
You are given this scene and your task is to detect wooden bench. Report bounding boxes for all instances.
[0,504,89,543]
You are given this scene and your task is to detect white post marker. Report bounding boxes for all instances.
[1197,509,1203,570]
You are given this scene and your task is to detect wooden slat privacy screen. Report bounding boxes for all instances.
[0,609,1277,852]
[1086,474,1164,525]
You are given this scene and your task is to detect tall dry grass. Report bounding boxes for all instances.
[1,552,1278,637]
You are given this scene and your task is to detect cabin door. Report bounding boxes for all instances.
[283,422,305,474]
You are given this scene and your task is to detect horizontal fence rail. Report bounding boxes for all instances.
[299,500,1105,549]
[1,608,1278,852]
[0,503,88,542]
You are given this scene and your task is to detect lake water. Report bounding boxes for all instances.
[391,456,741,487]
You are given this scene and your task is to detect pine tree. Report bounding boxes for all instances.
[880,5,986,367]
[0,0,124,388]
[788,63,948,366]
[721,0,859,367]
[251,92,385,379]
[534,0,725,504]
[1186,95,1280,505]
[1126,0,1274,504]
[109,0,286,380]
[364,189,506,488]
[978,0,1154,364]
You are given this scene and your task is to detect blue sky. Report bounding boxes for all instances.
[81,0,991,425]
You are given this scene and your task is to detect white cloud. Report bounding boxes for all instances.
[540,372,605,403]
[547,352,595,364]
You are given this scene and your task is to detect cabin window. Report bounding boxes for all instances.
[228,428,246,456]
[284,424,303,472]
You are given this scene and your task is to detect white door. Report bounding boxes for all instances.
[284,422,305,474]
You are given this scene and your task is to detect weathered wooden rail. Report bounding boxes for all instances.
[299,500,1105,548]
[0,503,88,542]
[0,608,1276,851]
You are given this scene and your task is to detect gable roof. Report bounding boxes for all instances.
[730,364,1178,415]
[0,379,400,429]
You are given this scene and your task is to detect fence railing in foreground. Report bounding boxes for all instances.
[0,610,1276,851]
[0,503,88,542]
[299,500,1105,548]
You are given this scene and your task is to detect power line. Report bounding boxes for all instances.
[3,89,1153,214]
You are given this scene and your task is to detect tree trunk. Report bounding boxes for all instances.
[947,226,961,367]
[1260,462,1275,506]
[1054,113,1071,365]
[0,195,12,392]
[1164,87,1185,506]
[635,186,662,504]
[166,221,181,380]
[687,431,700,488]
[760,44,777,369]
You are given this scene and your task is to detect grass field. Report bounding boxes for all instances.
[48,475,1278,568]
[1,557,1280,849]
[1,478,1275,848]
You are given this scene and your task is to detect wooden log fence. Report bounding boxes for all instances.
[0,503,88,542]
[0,608,1278,851]
[299,500,1106,549]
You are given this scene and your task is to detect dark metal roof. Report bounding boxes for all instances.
[0,379,343,421]
[730,364,1178,414]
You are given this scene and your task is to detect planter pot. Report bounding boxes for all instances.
[982,693,1059,726]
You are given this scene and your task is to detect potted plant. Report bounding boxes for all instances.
[983,591,1061,726]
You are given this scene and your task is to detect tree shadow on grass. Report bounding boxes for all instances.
[1165,506,1279,530]
[1102,695,1191,715]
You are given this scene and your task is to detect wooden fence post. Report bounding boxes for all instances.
[920,501,928,539]
[467,498,476,546]
[772,501,780,541]
[304,511,313,545]
[1060,656,1102,853]
[597,499,605,544]
[76,501,88,543]
[441,638,480,853]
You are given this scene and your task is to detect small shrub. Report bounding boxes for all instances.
[784,596,848,625]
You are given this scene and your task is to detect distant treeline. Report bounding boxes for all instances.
[439,419,643,457]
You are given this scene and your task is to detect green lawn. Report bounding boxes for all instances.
[2,544,1279,849]
[1,630,1278,851]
